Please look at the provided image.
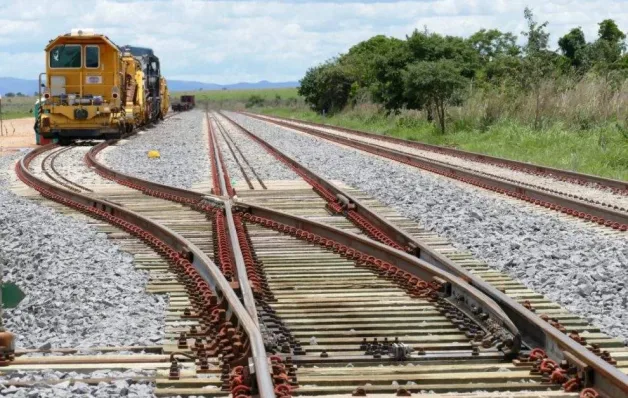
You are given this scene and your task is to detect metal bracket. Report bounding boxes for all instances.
[564,351,593,387]
[389,343,413,361]
[203,195,226,208]
[336,194,356,210]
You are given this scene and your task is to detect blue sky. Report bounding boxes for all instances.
[1,0,627,83]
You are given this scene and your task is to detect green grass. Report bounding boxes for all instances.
[173,87,299,106]
[0,96,34,120]
[260,107,628,181]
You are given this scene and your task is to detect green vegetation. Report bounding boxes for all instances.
[0,95,34,120]
[297,8,628,134]
[251,7,628,180]
[173,87,300,109]
[260,106,628,181]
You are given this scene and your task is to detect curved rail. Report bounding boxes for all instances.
[207,114,260,326]
[20,144,275,398]
[220,111,628,398]
[81,120,628,397]
[245,113,628,231]
[250,112,628,192]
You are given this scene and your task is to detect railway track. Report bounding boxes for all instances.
[12,140,274,396]
[5,110,627,397]
[243,112,628,232]
[209,111,627,397]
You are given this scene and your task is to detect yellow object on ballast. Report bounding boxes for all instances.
[147,150,160,159]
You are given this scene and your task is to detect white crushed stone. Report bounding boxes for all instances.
[1,153,166,350]
[226,112,628,344]
[0,369,155,397]
[28,146,115,190]
[257,114,628,211]
[102,111,210,189]
[0,369,212,397]
[213,112,298,182]
[211,117,245,185]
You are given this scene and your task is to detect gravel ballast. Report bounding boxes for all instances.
[212,118,245,185]
[1,153,166,350]
[226,112,628,343]
[214,113,299,182]
[258,114,628,209]
[0,369,157,398]
[103,111,210,189]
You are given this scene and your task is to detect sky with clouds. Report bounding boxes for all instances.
[1,0,627,84]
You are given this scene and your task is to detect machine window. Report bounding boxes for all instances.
[49,45,81,68]
[86,46,99,68]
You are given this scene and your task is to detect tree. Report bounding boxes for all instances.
[4,92,15,98]
[522,7,550,54]
[468,29,519,63]
[598,19,626,44]
[591,19,626,73]
[245,95,265,108]
[589,19,627,119]
[370,39,411,112]
[342,35,405,90]
[298,60,353,113]
[521,7,554,130]
[558,27,589,69]
[406,30,480,78]
[403,60,467,133]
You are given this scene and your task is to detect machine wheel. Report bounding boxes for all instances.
[58,137,71,146]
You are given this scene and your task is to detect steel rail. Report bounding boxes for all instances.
[215,117,255,190]
[86,121,526,394]
[82,117,627,397]
[86,140,207,202]
[251,112,628,192]
[239,203,628,398]
[214,116,267,189]
[207,114,260,326]
[40,146,88,193]
[208,113,274,395]
[21,144,276,398]
[219,111,526,335]
[87,130,262,331]
[86,117,527,338]
[245,113,628,231]
[220,111,628,398]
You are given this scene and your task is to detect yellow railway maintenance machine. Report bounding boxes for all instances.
[35,29,168,145]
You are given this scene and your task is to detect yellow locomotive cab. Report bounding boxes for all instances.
[36,29,168,144]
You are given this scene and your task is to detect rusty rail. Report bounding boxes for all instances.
[21,144,276,398]
[80,116,628,398]
[250,112,628,193]
[220,111,628,398]
[245,113,628,231]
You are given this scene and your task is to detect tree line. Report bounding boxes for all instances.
[298,8,628,133]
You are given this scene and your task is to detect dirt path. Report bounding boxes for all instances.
[0,117,36,155]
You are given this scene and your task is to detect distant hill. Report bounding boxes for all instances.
[0,77,298,95]
[168,80,299,92]
[0,78,39,96]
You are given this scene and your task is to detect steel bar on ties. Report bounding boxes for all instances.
[207,114,274,397]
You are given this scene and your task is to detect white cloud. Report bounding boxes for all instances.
[0,0,627,83]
